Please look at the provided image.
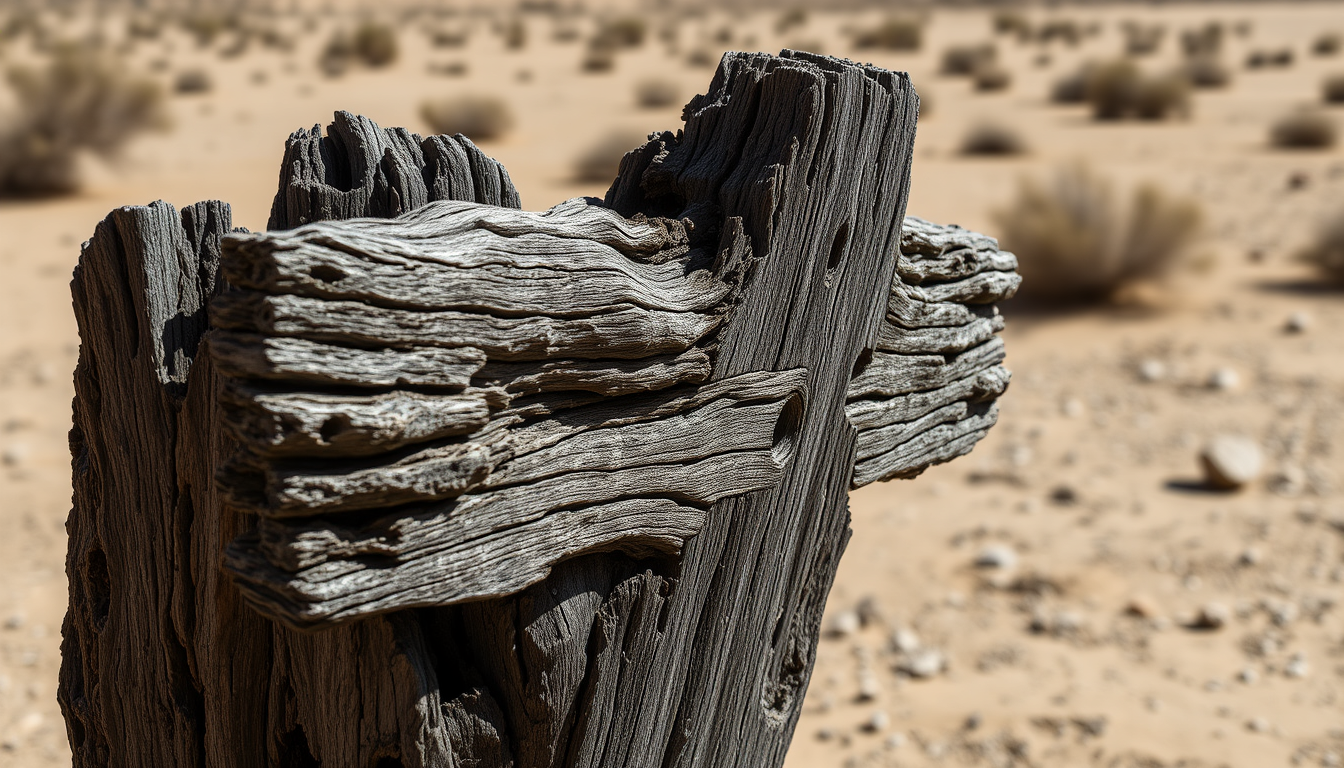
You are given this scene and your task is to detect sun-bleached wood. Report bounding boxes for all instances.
[60,52,1017,768]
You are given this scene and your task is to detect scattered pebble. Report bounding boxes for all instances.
[1207,367,1240,392]
[2,614,23,630]
[1190,602,1230,630]
[890,628,921,654]
[1246,716,1269,733]
[857,671,881,702]
[827,610,860,638]
[1061,398,1084,418]
[896,648,946,679]
[1,444,26,467]
[1199,435,1263,490]
[964,712,982,731]
[1125,595,1161,619]
[863,710,890,732]
[1238,666,1259,684]
[1237,547,1262,567]
[884,732,906,750]
[1284,311,1311,333]
[1285,653,1309,679]
[1137,358,1166,382]
[974,544,1018,571]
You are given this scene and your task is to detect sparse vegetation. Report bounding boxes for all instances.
[581,45,615,73]
[776,8,807,35]
[1312,33,1341,57]
[352,21,398,67]
[993,163,1203,304]
[1036,19,1082,46]
[503,17,526,50]
[1324,74,1344,104]
[173,68,213,95]
[942,43,996,76]
[320,22,399,76]
[1269,109,1337,149]
[1122,22,1164,56]
[1070,60,1189,121]
[1299,211,1344,284]
[973,64,1012,92]
[0,47,168,197]
[420,95,514,141]
[1180,22,1223,58]
[635,78,680,109]
[960,122,1027,155]
[574,130,643,183]
[992,12,1031,41]
[1246,48,1294,69]
[1181,56,1232,89]
[853,16,924,52]
[591,17,646,50]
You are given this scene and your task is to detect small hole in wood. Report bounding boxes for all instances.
[319,414,352,444]
[309,264,346,284]
[85,544,110,632]
[826,221,850,271]
[772,392,805,464]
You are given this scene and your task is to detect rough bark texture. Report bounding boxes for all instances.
[60,52,1017,767]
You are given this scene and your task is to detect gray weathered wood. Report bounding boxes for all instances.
[60,50,1017,768]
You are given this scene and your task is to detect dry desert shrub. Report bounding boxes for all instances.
[430,27,470,48]
[1312,33,1341,57]
[173,68,212,94]
[960,122,1027,155]
[853,16,923,52]
[352,22,398,67]
[320,22,398,76]
[942,43,996,76]
[992,12,1031,40]
[1247,48,1294,69]
[1180,22,1223,58]
[1131,75,1191,120]
[420,96,513,141]
[1051,63,1093,104]
[1122,22,1164,56]
[1181,56,1232,89]
[592,17,646,50]
[973,64,1012,92]
[635,78,680,109]
[1269,109,1337,149]
[1324,74,1344,104]
[574,130,643,183]
[1081,60,1189,120]
[581,44,615,73]
[1299,213,1344,284]
[686,48,715,68]
[776,8,807,35]
[993,163,1202,304]
[1035,19,1081,46]
[0,47,167,197]
[502,17,526,50]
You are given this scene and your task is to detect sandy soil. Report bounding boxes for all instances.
[0,4,1341,766]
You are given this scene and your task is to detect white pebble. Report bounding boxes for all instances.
[857,672,881,702]
[897,648,946,679]
[1199,435,1263,490]
[827,610,860,638]
[1285,653,1309,679]
[890,628,921,654]
[1238,666,1259,684]
[1246,717,1269,733]
[1,444,26,467]
[864,710,890,732]
[1284,311,1311,333]
[1138,358,1167,382]
[885,732,907,749]
[974,544,1018,571]
[1208,367,1241,391]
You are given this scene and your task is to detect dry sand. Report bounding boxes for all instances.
[1,4,1342,766]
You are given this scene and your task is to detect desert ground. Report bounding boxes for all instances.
[1,2,1342,766]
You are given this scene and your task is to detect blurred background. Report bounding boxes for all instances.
[0,1,1341,766]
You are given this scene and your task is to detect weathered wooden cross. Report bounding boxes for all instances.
[61,51,1017,766]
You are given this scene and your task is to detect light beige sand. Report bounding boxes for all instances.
[0,4,1341,766]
